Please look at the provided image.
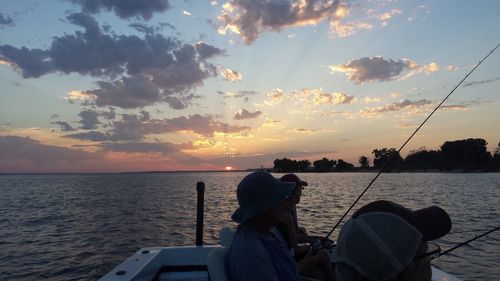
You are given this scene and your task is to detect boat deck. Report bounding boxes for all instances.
[99,245,462,281]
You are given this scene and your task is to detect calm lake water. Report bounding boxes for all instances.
[0,172,499,280]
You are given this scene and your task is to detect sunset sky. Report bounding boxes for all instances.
[1,0,499,173]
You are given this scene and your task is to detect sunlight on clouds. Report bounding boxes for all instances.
[377,9,402,21]
[264,89,285,106]
[64,90,96,103]
[221,68,243,81]
[329,21,373,38]
[364,96,381,103]
[298,88,357,107]
[183,11,192,16]
[447,65,459,71]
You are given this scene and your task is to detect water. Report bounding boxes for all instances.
[0,172,499,281]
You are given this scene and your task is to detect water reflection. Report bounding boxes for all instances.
[0,172,498,281]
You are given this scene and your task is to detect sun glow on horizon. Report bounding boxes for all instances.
[225,166,233,171]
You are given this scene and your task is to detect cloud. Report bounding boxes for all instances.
[462,76,500,88]
[51,121,76,131]
[0,13,14,26]
[374,9,402,26]
[78,109,101,130]
[0,135,96,166]
[363,96,381,103]
[69,0,170,20]
[297,88,357,106]
[1,13,224,109]
[362,99,433,114]
[221,68,243,81]
[265,88,286,105]
[64,131,111,142]
[329,20,373,38]
[218,0,346,44]
[330,56,439,84]
[234,109,262,120]
[65,90,96,104]
[183,11,192,16]
[446,65,459,71]
[79,112,251,141]
[218,90,259,99]
[101,141,196,155]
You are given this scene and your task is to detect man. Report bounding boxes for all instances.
[280,174,323,244]
[332,200,452,281]
[278,174,334,281]
[228,172,301,281]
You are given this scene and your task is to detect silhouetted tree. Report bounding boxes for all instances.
[372,148,403,169]
[358,156,370,168]
[273,158,298,172]
[297,160,311,172]
[404,149,444,170]
[336,159,355,171]
[313,158,336,172]
[440,138,492,171]
[493,142,500,170]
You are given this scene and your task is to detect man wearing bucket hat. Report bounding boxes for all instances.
[228,172,302,281]
[332,200,452,281]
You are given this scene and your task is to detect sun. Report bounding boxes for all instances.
[225,166,233,171]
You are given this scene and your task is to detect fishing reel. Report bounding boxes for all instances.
[310,238,335,254]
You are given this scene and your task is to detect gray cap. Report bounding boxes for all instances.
[332,212,423,281]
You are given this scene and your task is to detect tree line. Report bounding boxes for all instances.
[273,138,500,172]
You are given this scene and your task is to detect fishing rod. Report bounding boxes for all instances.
[432,226,500,260]
[324,42,500,240]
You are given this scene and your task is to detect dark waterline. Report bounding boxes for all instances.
[0,172,499,281]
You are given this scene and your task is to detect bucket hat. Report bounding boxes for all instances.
[231,172,295,223]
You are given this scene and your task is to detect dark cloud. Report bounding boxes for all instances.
[332,56,412,84]
[0,45,53,78]
[234,109,262,120]
[362,99,433,114]
[64,131,111,142]
[101,141,195,155]
[51,121,76,131]
[79,109,101,130]
[111,113,250,140]
[218,0,344,44]
[462,76,500,88]
[0,13,14,26]
[194,42,225,59]
[0,135,95,165]
[70,0,170,20]
[0,13,224,109]
[129,23,155,34]
[218,90,259,99]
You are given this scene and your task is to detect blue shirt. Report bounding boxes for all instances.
[228,224,301,281]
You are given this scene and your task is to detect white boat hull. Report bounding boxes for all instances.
[99,245,462,281]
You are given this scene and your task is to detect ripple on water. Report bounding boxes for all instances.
[0,172,499,280]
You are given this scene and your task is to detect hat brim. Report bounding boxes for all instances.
[231,181,295,223]
[353,200,451,241]
[413,206,451,241]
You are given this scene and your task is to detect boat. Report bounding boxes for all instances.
[99,182,463,281]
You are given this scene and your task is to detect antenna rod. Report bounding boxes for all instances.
[434,226,500,259]
[324,43,500,240]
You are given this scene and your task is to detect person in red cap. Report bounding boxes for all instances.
[279,173,323,245]
[278,174,334,281]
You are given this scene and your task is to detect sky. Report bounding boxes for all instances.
[0,0,499,173]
